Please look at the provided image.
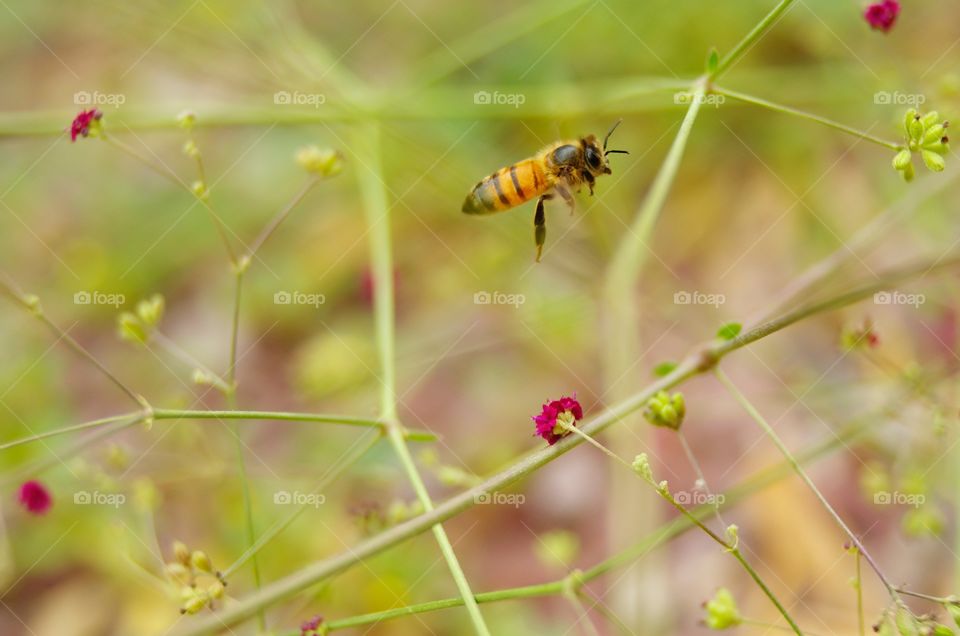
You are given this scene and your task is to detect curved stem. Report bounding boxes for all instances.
[715,367,899,600]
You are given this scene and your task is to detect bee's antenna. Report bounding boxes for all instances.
[605,149,629,155]
[602,118,623,151]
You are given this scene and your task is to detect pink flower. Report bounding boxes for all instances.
[18,480,52,515]
[864,0,900,33]
[69,109,102,142]
[532,394,583,445]
[300,615,324,635]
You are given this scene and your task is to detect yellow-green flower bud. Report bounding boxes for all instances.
[191,368,213,386]
[922,149,945,172]
[632,453,653,482]
[191,180,209,201]
[922,111,940,128]
[173,541,190,565]
[893,149,912,171]
[190,550,213,573]
[177,110,197,130]
[725,524,739,548]
[296,146,344,177]
[923,124,946,145]
[704,588,742,630]
[118,312,147,344]
[909,118,925,144]
[181,592,208,615]
[208,580,225,600]
[136,294,164,328]
[182,140,200,158]
[165,562,191,585]
[901,161,916,182]
[904,109,918,133]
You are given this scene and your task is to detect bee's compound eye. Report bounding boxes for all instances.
[586,146,602,170]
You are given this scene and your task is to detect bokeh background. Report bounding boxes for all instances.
[1,0,960,634]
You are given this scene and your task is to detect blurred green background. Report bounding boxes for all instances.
[1,0,960,634]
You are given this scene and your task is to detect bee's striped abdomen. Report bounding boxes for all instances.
[462,158,550,215]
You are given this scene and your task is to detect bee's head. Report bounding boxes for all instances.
[582,119,628,176]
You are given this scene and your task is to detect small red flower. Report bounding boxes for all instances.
[69,109,102,142]
[300,615,324,635]
[532,394,583,445]
[18,480,52,515]
[864,0,900,33]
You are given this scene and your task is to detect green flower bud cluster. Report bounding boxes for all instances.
[165,541,226,615]
[703,588,742,630]
[117,294,164,344]
[894,109,949,182]
[874,603,955,636]
[644,391,686,430]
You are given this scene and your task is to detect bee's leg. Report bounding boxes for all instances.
[583,171,595,196]
[555,183,575,216]
[534,194,552,262]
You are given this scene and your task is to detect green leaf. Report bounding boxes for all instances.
[706,48,719,74]
[717,323,742,341]
[653,361,678,377]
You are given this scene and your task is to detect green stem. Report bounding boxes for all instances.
[730,549,804,636]
[714,86,902,150]
[563,587,602,636]
[104,135,239,264]
[246,177,321,258]
[222,432,383,578]
[355,121,490,636]
[893,588,953,604]
[711,0,798,80]
[0,410,438,450]
[856,550,865,636]
[561,423,803,635]
[605,79,706,288]
[599,76,705,630]
[0,277,144,408]
[224,389,266,633]
[0,413,140,450]
[715,367,899,600]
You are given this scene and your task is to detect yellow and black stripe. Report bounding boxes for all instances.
[462,158,550,214]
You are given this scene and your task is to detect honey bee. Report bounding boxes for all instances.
[462,120,628,262]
